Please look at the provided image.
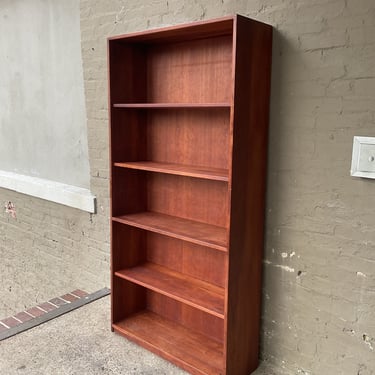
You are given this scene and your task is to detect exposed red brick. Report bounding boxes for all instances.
[49,297,67,307]
[26,307,45,318]
[1,317,20,328]
[14,311,33,323]
[38,302,57,313]
[70,289,88,298]
[60,293,79,303]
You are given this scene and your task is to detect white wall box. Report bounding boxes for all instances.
[351,136,375,179]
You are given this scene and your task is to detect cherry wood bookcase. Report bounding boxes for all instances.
[108,15,272,375]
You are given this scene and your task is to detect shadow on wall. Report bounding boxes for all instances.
[261,28,301,364]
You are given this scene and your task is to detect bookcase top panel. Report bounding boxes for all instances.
[108,15,235,44]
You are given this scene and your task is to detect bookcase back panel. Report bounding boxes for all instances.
[111,108,230,171]
[147,232,226,287]
[147,109,230,170]
[147,173,229,227]
[147,291,224,343]
[112,167,228,227]
[112,223,226,287]
[146,35,232,103]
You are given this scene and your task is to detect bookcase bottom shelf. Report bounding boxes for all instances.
[113,311,224,375]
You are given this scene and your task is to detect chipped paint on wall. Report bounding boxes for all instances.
[4,201,16,219]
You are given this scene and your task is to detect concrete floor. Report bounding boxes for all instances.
[0,296,284,375]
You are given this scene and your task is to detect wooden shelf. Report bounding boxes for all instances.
[113,103,231,109]
[112,212,227,252]
[109,14,273,374]
[113,311,224,375]
[115,263,224,318]
[114,161,229,181]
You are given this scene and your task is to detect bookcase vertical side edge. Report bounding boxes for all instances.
[108,39,116,328]
[226,16,273,375]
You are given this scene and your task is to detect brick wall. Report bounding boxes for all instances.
[0,191,110,318]
[1,0,374,373]
[0,1,110,318]
[0,145,109,317]
[80,1,374,373]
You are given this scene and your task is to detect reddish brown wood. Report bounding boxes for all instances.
[110,108,230,172]
[147,233,227,288]
[114,161,229,181]
[113,103,230,108]
[147,291,224,343]
[113,311,224,375]
[112,225,226,287]
[109,14,272,375]
[147,173,229,227]
[115,262,225,317]
[146,36,232,103]
[108,43,146,104]
[226,15,273,374]
[112,212,227,251]
[111,278,146,324]
[146,108,230,172]
[108,15,234,43]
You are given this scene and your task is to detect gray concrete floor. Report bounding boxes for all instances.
[0,296,284,374]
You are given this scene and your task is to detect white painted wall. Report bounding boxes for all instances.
[0,0,90,189]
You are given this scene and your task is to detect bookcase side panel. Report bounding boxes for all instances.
[112,168,147,216]
[108,41,147,104]
[110,109,147,163]
[112,222,147,272]
[226,16,273,375]
[112,278,147,324]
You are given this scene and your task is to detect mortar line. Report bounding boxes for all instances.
[0,288,110,341]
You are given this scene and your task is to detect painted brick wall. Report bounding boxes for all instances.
[79,1,374,373]
[0,1,110,319]
[0,191,110,318]
[1,0,374,373]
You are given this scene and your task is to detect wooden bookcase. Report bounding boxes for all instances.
[108,15,272,375]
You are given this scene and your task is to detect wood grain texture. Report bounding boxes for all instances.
[111,278,146,324]
[109,14,272,375]
[147,291,224,343]
[113,311,224,375]
[115,262,225,317]
[112,212,227,251]
[147,109,230,171]
[146,36,232,103]
[113,103,230,108]
[225,15,273,374]
[114,161,229,181]
[111,108,230,174]
[147,173,229,227]
[108,15,233,44]
[112,225,227,288]
[108,42,146,104]
[147,233,227,288]
[111,168,146,217]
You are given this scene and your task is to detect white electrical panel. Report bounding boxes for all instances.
[351,136,375,179]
